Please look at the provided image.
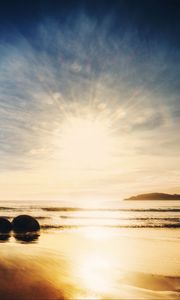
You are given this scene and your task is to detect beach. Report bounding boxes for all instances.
[0,200,180,299]
[1,0,180,298]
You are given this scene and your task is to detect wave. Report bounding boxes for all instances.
[0,216,50,220]
[42,207,180,212]
[60,216,180,221]
[0,207,18,210]
[1,206,180,213]
[41,223,180,230]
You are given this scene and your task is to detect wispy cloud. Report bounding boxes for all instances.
[0,15,179,199]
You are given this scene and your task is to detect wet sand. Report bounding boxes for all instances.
[0,228,180,299]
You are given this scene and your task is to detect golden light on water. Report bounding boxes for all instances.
[81,227,112,239]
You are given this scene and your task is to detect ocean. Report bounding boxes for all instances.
[1,199,180,229]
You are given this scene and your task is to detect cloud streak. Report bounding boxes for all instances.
[0,15,179,199]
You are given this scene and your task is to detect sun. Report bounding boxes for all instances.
[58,116,113,170]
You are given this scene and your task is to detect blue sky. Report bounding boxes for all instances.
[0,1,180,201]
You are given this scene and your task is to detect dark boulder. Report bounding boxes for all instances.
[12,215,40,233]
[0,217,12,233]
[0,234,11,242]
[14,233,40,243]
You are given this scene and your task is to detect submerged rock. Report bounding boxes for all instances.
[0,217,12,233]
[14,233,40,243]
[0,234,11,242]
[12,215,40,233]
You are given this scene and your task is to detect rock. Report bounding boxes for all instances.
[0,217,12,233]
[12,215,40,233]
[14,233,40,243]
[0,234,11,242]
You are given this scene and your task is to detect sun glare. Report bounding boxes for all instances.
[79,253,113,294]
[58,117,113,170]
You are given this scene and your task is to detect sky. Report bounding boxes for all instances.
[0,0,180,201]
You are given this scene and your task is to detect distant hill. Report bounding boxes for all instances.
[125,193,180,200]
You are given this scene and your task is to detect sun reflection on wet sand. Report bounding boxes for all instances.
[78,253,113,293]
[69,227,125,299]
[0,228,180,299]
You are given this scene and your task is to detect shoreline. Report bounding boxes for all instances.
[0,230,180,299]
